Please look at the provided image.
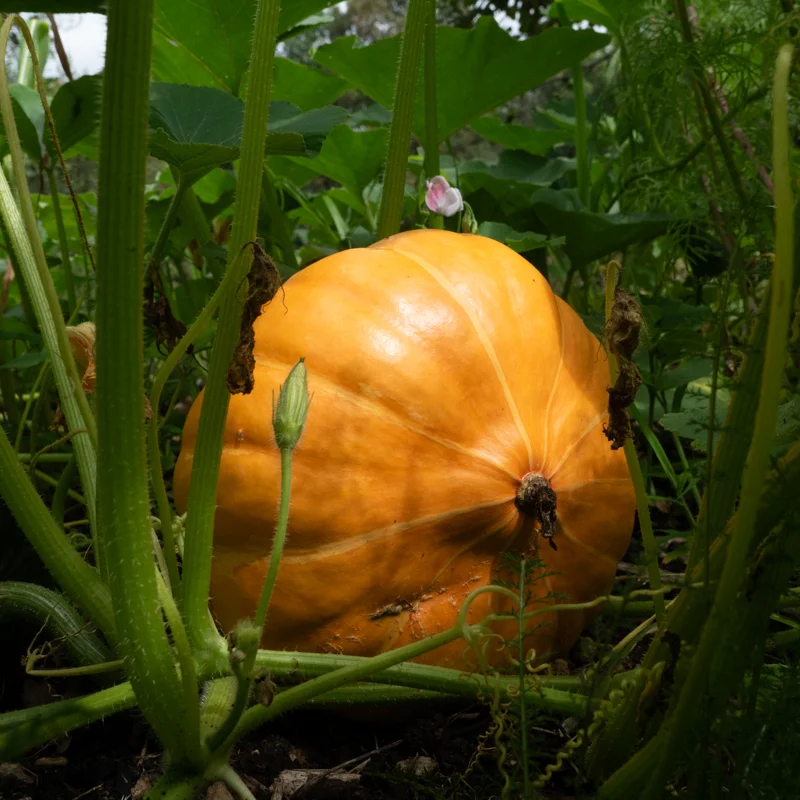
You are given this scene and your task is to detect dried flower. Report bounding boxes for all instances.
[425,176,463,217]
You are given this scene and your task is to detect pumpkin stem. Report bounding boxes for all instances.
[515,473,558,551]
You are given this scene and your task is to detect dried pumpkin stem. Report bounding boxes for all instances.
[515,471,558,549]
[604,262,664,624]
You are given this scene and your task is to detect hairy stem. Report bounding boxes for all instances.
[0,17,98,544]
[182,0,282,652]
[47,166,76,311]
[377,0,431,238]
[0,427,115,641]
[0,581,111,668]
[254,448,292,630]
[148,260,240,597]
[422,0,439,179]
[94,0,192,764]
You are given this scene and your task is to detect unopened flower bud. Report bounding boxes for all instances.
[272,358,311,451]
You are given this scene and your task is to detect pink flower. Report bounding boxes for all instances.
[425,176,463,217]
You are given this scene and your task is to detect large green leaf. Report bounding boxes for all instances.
[2,84,44,161]
[460,151,575,195]
[282,124,388,195]
[44,75,101,158]
[470,116,569,155]
[272,58,350,111]
[269,102,349,155]
[530,188,672,267]
[148,84,346,183]
[314,17,609,143]
[553,0,647,30]
[152,0,341,94]
[477,221,562,254]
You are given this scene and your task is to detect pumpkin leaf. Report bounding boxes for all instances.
[774,396,800,457]
[470,116,569,156]
[0,84,45,161]
[152,0,340,93]
[552,0,647,30]
[460,152,576,195]
[44,75,101,158]
[0,349,47,370]
[530,188,672,267]
[658,382,731,454]
[652,357,713,391]
[272,58,350,111]
[36,191,98,246]
[281,124,389,194]
[477,221,563,254]
[148,84,346,184]
[269,102,349,156]
[280,12,336,41]
[313,16,610,142]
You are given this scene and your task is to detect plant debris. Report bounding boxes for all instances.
[53,323,152,429]
[143,260,188,355]
[226,242,282,396]
[603,285,644,450]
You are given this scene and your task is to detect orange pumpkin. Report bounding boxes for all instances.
[174,230,635,670]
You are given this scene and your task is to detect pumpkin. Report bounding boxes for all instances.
[173,229,635,669]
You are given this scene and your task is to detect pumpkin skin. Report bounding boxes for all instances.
[173,229,635,670]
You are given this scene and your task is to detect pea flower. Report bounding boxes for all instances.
[425,175,463,217]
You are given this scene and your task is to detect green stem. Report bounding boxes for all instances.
[0,19,98,545]
[94,0,189,763]
[150,174,189,269]
[147,262,239,598]
[254,448,292,630]
[0,582,112,667]
[13,361,48,451]
[47,165,76,312]
[518,560,531,798]
[0,427,115,641]
[0,681,137,763]
[672,0,749,208]
[16,17,49,88]
[17,451,73,462]
[605,264,664,623]
[376,0,430,239]
[558,7,590,207]
[638,45,795,800]
[50,453,77,524]
[32,467,85,503]
[155,572,203,767]
[261,168,299,271]
[182,0,282,652]
[422,0,439,179]
[0,368,19,425]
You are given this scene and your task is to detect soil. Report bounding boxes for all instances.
[0,702,510,800]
